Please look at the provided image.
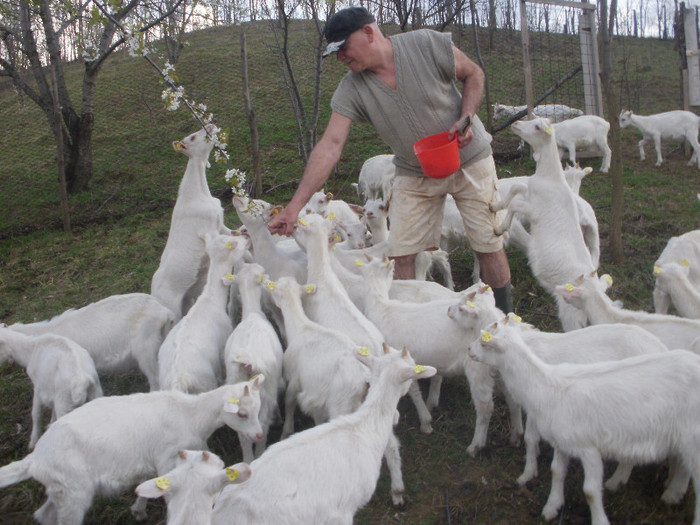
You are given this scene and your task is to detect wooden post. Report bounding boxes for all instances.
[579,8,604,116]
[520,0,534,115]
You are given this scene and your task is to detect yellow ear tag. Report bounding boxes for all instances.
[358,346,370,356]
[224,272,234,281]
[297,218,307,226]
[584,167,593,174]
[565,283,575,291]
[266,281,276,290]
[545,126,552,135]
[384,260,391,268]
[512,314,522,323]
[272,207,280,215]
[481,331,493,343]
[305,284,315,294]
[249,373,260,381]
[155,477,171,490]
[653,265,662,274]
[228,398,240,405]
[681,259,691,267]
[605,275,613,285]
[414,365,427,374]
[485,285,492,292]
[226,241,233,250]
[354,259,364,267]
[333,233,341,242]
[226,468,240,481]
[327,212,337,220]
[258,274,264,283]
[465,300,476,308]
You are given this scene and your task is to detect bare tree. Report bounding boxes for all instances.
[263,0,327,161]
[0,0,183,193]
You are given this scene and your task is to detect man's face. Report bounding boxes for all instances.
[336,27,368,72]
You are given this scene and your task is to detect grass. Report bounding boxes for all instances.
[1,19,699,525]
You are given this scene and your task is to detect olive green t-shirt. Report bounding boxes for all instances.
[331,29,492,177]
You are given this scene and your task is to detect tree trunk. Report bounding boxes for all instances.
[240,31,262,198]
[599,0,624,264]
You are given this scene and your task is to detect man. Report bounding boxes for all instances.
[268,7,513,312]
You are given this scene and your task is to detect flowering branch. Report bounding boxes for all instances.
[91,0,251,199]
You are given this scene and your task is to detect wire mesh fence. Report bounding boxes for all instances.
[0,18,687,240]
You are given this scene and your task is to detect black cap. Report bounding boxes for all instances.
[322,7,376,57]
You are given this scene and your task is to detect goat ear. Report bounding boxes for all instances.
[348,203,364,216]
[555,283,580,299]
[135,477,169,499]
[250,374,265,389]
[600,274,614,290]
[223,398,240,414]
[412,363,437,380]
[211,463,252,493]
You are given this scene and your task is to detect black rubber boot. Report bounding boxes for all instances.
[493,281,513,313]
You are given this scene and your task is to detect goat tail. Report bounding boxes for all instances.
[0,457,33,489]
[70,378,91,406]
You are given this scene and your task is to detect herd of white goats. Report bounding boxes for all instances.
[1,105,700,525]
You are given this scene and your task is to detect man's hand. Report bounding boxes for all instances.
[267,206,299,236]
[449,116,473,149]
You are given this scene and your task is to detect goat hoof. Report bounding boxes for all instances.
[391,492,405,508]
[661,489,685,505]
[131,509,148,522]
[420,422,434,434]
[466,443,482,458]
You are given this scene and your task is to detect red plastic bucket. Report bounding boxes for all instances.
[413,131,461,179]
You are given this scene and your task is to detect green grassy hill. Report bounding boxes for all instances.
[0,20,698,524]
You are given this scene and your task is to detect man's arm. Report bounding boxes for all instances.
[449,44,485,148]
[268,111,353,236]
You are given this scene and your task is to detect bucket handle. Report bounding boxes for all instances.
[458,115,471,135]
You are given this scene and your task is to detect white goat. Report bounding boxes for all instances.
[330,253,460,313]
[492,117,596,330]
[353,153,396,202]
[8,293,174,391]
[159,233,250,393]
[555,271,700,353]
[292,214,385,354]
[151,124,231,320]
[0,378,263,524]
[294,213,437,433]
[362,198,390,244]
[211,346,437,524]
[654,262,700,319]
[653,230,700,315]
[361,256,523,454]
[266,275,407,506]
[232,195,306,283]
[0,328,102,450]
[509,319,669,487]
[494,164,600,267]
[224,262,284,463]
[468,314,700,525]
[619,109,700,167]
[135,450,251,525]
[303,191,364,228]
[552,115,612,172]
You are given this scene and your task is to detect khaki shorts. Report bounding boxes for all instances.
[388,156,503,257]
